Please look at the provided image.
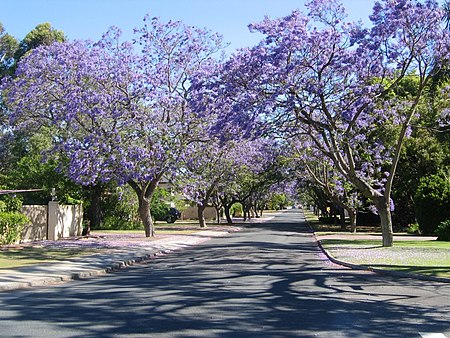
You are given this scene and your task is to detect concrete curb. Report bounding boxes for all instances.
[313,233,450,284]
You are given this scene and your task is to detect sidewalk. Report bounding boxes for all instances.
[0,229,238,291]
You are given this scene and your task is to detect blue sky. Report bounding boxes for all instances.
[2,0,375,54]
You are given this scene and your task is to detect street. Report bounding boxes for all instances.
[0,210,449,337]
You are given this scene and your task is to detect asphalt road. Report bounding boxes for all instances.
[0,210,449,338]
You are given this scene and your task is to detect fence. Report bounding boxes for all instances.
[21,202,83,242]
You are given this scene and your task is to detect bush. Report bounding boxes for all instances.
[406,223,421,235]
[0,194,23,213]
[230,203,243,217]
[151,188,171,221]
[0,212,29,245]
[101,215,143,230]
[435,220,450,241]
[414,171,450,235]
[97,185,141,230]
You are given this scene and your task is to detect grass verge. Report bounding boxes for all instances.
[320,238,450,278]
[0,247,103,269]
[304,210,450,279]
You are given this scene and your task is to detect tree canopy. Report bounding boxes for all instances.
[190,0,450,246]
[2,1,450,243]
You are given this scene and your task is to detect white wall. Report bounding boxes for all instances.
[21,203,83,242]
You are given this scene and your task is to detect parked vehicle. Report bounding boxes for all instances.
[166,207,181,223]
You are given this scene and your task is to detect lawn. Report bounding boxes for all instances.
[304,210,450,279]
[320,238,450,278]
[0,247,103,269]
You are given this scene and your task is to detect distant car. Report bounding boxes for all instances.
[166,207,181,223]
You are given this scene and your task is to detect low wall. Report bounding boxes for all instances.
[21,205,48,241]
[21,202,83,242]
[47,202,83,240]
[181,206,216,220]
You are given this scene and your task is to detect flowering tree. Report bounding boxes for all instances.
[200,0,450,246]
[176,139,240,228]
[179,135,278,226]
[3,18,224,237]
[292,149,362,232]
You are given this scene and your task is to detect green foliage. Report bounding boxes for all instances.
[435,220,450,241]
[0,194,23,212]
[0,193,28,244]
[150,188,170,221]
[0,212,29,245]
[101,215,142,231]
[267,193,289,210]
[99,185,141,230]
[14,23,66,61]
[393,129,449,227]
[414,171,450,235]
[0,22,19,77]
[1,128,84,205]
[406,223,421,235]
[230,202,243,217]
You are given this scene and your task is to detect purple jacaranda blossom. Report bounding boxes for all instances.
[190,0,450,247]
[3,19,226,238]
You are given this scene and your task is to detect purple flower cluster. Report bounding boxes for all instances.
[190,0,450,245]
[2,17,227,237]
[3,1,450,245]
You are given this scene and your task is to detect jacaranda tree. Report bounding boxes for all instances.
[3,17,224,237]
[179,137,273,227]
[290,138,362,231]
[197,0,450,246]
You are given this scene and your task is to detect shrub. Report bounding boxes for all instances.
[0,212,29,245]
[101,215,143,230]
[414,171,450,235]
[151,188,171,221]
[97,185,141,230]
[0,194,23,213]
[435,220,450,241]
[406,223,421,235]
[230,203,243,217]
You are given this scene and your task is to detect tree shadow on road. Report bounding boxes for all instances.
[0,212,449,337]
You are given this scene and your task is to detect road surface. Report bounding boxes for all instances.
[0,210,449,337]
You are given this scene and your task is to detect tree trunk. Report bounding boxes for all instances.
[339,207,346,230]
[243,203,250,221]
[128,178,160,238]
[333,206,338,226]
[253,204,260,218]
[197,203,207,228]
[349,210,357,233]
[86,184,103,229]
[138,195,154,237]
[375,197,394,247]
[224,204,233,224]
[215,207,221,224]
